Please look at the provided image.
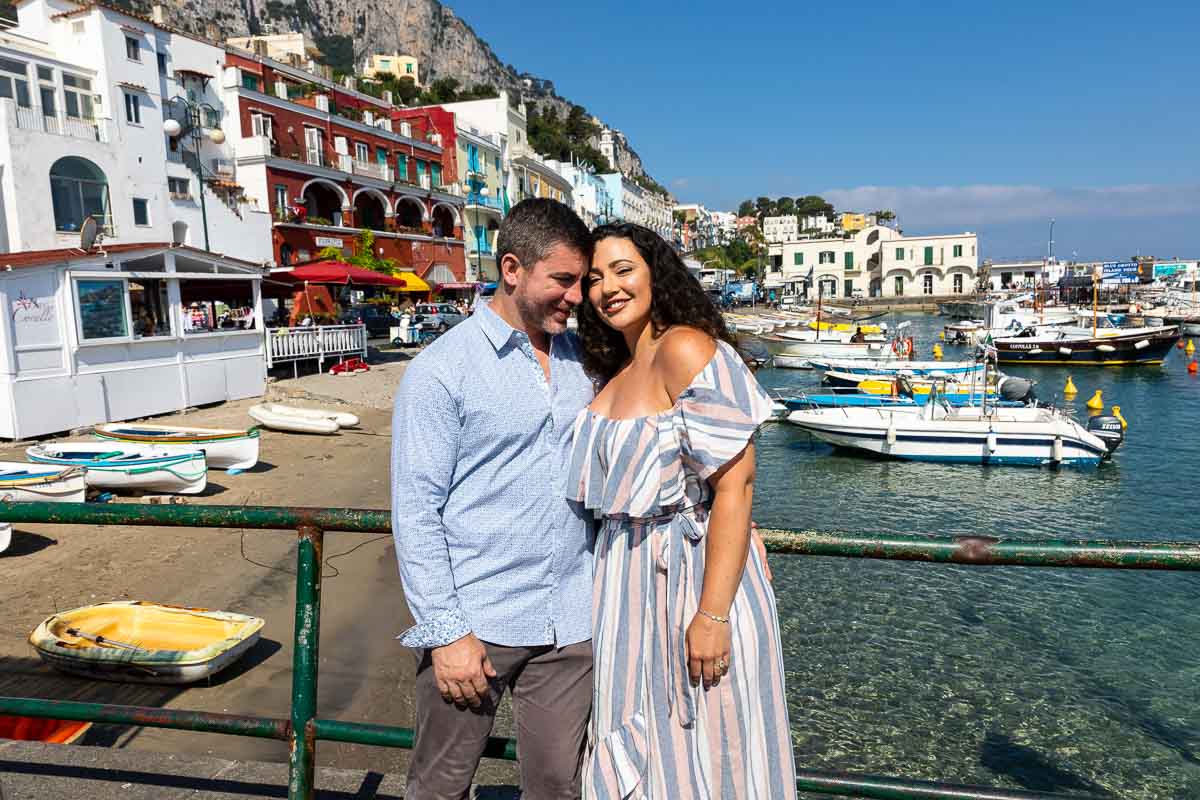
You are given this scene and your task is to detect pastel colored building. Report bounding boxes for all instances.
[362,53,420,87]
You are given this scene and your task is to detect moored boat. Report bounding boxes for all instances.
[785,389,1123,467]
[992,323,1180,366]
[29,600,265,684]
[248,403,358,434]
[93,423,259,471]
[761,333,895,361]
[26,444,207,494]
[809,358,984,378]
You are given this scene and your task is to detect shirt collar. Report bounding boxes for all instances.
[477,301,523,352]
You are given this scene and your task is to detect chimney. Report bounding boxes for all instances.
[151,3,165,24]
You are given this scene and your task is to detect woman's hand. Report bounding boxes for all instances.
[686,612,732,689]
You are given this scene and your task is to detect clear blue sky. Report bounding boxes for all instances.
[446,0,1200,261]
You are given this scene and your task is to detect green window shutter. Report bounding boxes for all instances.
[953,244,963,258]
[397,154,408,180]
[793,252,803,265]
[895,247,904,260]
[844,252,854,268]
[924,246,933,266]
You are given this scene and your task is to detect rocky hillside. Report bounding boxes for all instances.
[156,0,652,179]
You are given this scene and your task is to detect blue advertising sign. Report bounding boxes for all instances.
[1154,262,1189,278]
[1101,261,1139,285]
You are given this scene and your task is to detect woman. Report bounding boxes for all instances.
[566,223,796,799]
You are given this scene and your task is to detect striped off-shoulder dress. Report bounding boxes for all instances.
[566,340,796,800]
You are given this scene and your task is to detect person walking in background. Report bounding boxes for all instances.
[568,222,796,799]
[391,199,597,799]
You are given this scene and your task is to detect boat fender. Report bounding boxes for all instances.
[1052,436,1063,463]
[1186,339,1195,355]
[1134,339,1150,350]
[1028,348,1043,355]
[1096,344,1116,353]
[1058,347,1073,356]
[986,431,998,453]
[886,419,897,445]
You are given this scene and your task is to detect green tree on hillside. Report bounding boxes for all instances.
[755,196,773,218]
[737,200,755,217]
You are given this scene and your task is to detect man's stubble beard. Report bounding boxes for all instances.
[514,288,568,336]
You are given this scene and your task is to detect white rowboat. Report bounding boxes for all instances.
[26,444,207,494]
[0,463,87,553]
[248,403,358,435]
[93,424,259,471]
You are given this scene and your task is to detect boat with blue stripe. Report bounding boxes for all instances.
[26,443,207,494]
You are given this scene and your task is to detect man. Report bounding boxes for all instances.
[391,199,596,799]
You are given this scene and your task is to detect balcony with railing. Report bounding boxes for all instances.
[5,102,111,143]
[336,154,393,182]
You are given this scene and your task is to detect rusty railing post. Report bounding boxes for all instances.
[288,523,324,800]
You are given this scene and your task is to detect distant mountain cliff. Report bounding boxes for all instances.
[131,0,651,179]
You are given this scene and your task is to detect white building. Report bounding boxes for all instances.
[763,214,798,243]
[644,189,673,241]
[799,214,835,237]
[711,211,737,245]
[1,0,272,262]
[768,226,979,299]
[550,159,614,229]
[0,243,266,439]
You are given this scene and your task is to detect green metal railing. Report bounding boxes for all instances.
[1,500,1197,800]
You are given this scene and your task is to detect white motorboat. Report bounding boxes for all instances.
[761,334,895,360]
[785,387,1123,467]
[93,423,259,471]
[26,444,207,494]
[248,403,359,435]
[771,355,813,369]
[0,463,88,553]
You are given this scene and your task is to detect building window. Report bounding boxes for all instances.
[274,184,288,218]
[495,156,501,171]
[793,252,803,266]
[132,197,150,226]
[125,36,140,61]
[375,146,387,165]
[416,160,426,181]
[157,52,167,75]
[180,280,255,333]
[123,91,141,124]
[168,176,190,199]
[76,279,128,340]
[130,279,171,337]
[818,250,835,265]
[923,274,934,295]
[844,252,854,269]
[62,73,93,119]
[0,56,31,108]
[397,153,408,181]
[895,247,904,261]
[953,244,963,258]
[431,162,442,186]
[844,279,853,297]
[242,72,260,91]
[50,156,109,232]
[894,276,903,296]
[953,274,964,294]
[923,246,934,266]
[405,63,413,74]
[251,110,272,138]
[354,141,369,162]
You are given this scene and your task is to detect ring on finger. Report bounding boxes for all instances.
[716,658,728,674]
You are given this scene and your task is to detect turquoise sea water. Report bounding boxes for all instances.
[751,313,1200,798]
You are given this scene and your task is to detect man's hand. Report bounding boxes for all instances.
[751,521,773,583]
[430,633,497,708]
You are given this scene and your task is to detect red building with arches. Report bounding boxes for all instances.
[222,48,468,289]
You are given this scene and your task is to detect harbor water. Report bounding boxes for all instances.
[752,313,1200,798]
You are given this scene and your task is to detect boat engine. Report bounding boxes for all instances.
[1086,415,1125,458]
[997,376,1037,404]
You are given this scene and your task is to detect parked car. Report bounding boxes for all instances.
[337,305,396,337]
[411,303,467,333]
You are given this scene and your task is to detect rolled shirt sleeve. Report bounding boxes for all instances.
[391,361,471,648]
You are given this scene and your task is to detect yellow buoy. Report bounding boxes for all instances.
[1086,389,1104,410]
[939,331,946,341]
[1063,376,1077,396]
[1112,405,1127,429]
[932,344,943,360]
[1187,339,1196,356]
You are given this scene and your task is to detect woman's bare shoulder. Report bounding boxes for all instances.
[654,326,718,396]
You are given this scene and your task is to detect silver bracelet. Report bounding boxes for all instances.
[697,608,730,624]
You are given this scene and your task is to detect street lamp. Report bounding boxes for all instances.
[163,97,225,252]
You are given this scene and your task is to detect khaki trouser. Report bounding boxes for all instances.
[406,639,593,800]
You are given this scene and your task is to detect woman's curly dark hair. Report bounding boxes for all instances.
[578,223,737,383]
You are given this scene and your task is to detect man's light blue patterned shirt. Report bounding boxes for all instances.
[391,303,595,649]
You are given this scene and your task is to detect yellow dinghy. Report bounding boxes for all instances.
[29,601,264,684]
[808,320,884,334]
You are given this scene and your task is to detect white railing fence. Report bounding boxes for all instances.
[265,324,367,373]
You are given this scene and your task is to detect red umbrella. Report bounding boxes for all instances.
[274,261,408,288]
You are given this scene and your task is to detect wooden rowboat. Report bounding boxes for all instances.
[29,600,265,684]
[0,715,91,743]
[26,443,207,495]
[93,423,260,471]
[0,462,87,554]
